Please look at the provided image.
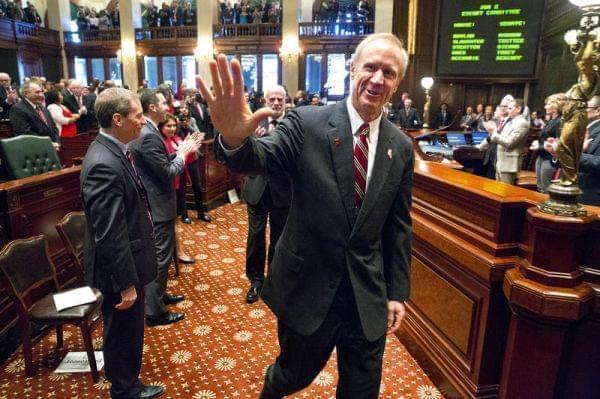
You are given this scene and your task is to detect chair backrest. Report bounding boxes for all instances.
[56,211,86,276]
[0,236,58,312]
[0,135,61,180]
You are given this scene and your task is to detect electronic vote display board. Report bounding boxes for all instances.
[435,0,546,77]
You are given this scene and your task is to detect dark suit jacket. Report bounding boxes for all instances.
[216,100,413,341]
[81,134,158,295]
[190,101,213,138]
[9,100,59,142]
[62,90,80,115]
[242,118,291,207]
[0,86,14,119]
[128,120,184,223]
[579,133,600,206]
[432,110,452,129]
[395,107,423,129]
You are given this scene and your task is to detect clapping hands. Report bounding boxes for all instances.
[177,131,204,158]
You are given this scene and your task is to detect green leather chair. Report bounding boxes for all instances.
[0,135,61,180]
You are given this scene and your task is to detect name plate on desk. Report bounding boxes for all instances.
[43,187,64,198]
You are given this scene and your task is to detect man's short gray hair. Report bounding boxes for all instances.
[352,33,409,79]
[19,81,40,97]
[95,88,137,129]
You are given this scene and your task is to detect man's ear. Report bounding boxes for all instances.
[349,61,356,80]
[112,113,123,127]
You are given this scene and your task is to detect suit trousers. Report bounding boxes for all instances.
[260,276,386,399]
[102,286,145,399]
[187,160,206,213]
[145,219,175,317]
[246,188,289,286]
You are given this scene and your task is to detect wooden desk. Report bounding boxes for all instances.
[190,139,238,206]
[0,120,12,139]
[0,166,83,334]
[58,132,97,167]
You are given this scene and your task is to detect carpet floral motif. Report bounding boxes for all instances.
[0,203,444,398]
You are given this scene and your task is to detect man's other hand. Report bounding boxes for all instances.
[387,300,406,335]
[116,286,137,310]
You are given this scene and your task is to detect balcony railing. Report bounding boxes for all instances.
[135,26,197,41]
[299,21,374,37]
[13,20,60,46]
[64,29,121,44]
[213,23,281,38]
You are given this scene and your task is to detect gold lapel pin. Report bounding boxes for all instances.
[387,149,392,159]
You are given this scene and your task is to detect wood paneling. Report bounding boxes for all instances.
[403,160,600,398]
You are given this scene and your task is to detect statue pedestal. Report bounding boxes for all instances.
[538,182,587,217]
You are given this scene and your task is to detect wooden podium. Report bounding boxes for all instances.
[403,161,599,398]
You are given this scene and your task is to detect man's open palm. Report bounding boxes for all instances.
[196,54,277,148]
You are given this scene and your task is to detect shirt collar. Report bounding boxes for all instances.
[99,129,128,155]
[25,98,39,109]
[346,99,382,137]
[144,116,158,131]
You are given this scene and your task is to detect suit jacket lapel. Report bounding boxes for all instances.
[352,119,395,234]
[327,101,357,229]
[97,134,144,192]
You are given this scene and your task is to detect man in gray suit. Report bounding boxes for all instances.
[81,88,163,398]
[480,98,529,184]
[243,84,291,303]
[129,89,202,326]
[199,33,413,398]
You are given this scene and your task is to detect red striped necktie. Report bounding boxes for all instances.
[353,122,370,208]
[36,106,49,126]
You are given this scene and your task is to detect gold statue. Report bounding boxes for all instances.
[556,35,600,185]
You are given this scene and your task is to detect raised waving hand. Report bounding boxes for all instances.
[196,54,277,149]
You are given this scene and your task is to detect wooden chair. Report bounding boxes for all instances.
[0,235,103,382]
[55,211,86,284]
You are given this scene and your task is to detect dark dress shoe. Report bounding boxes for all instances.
[164,294,184,305]
[139,384,164,398]
[146,312,185,327]
[198,212,212,222]
[181,216,192,224]
[178,254,195,264]
[245,284,261,304]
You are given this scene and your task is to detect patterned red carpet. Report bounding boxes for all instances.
[0,202,445,399]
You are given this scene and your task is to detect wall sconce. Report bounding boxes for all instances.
[279,38,301,62]
[116,40,142,64]
[420,76,434,128]
[194,42,215,63]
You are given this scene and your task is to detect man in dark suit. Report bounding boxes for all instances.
[0,72,18,119]
[243,85,291,304]
[62,79,91,133]
[129,89,202,326]
[579,95,600,206]
[189,92,213,138]
[395,97,422,129]
[200,32,413,398]
[81,88,163,399]
[432,102,452,129]
[9,81,59,143]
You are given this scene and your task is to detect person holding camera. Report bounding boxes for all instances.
[176,107,212,223]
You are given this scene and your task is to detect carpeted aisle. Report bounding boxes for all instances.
[0,202,444,399]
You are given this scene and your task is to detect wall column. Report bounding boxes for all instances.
[46,0,71,79]
[196,1,215,88]
[281,0,300,95]
[375,0,394,33]
[119,0,142,91]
